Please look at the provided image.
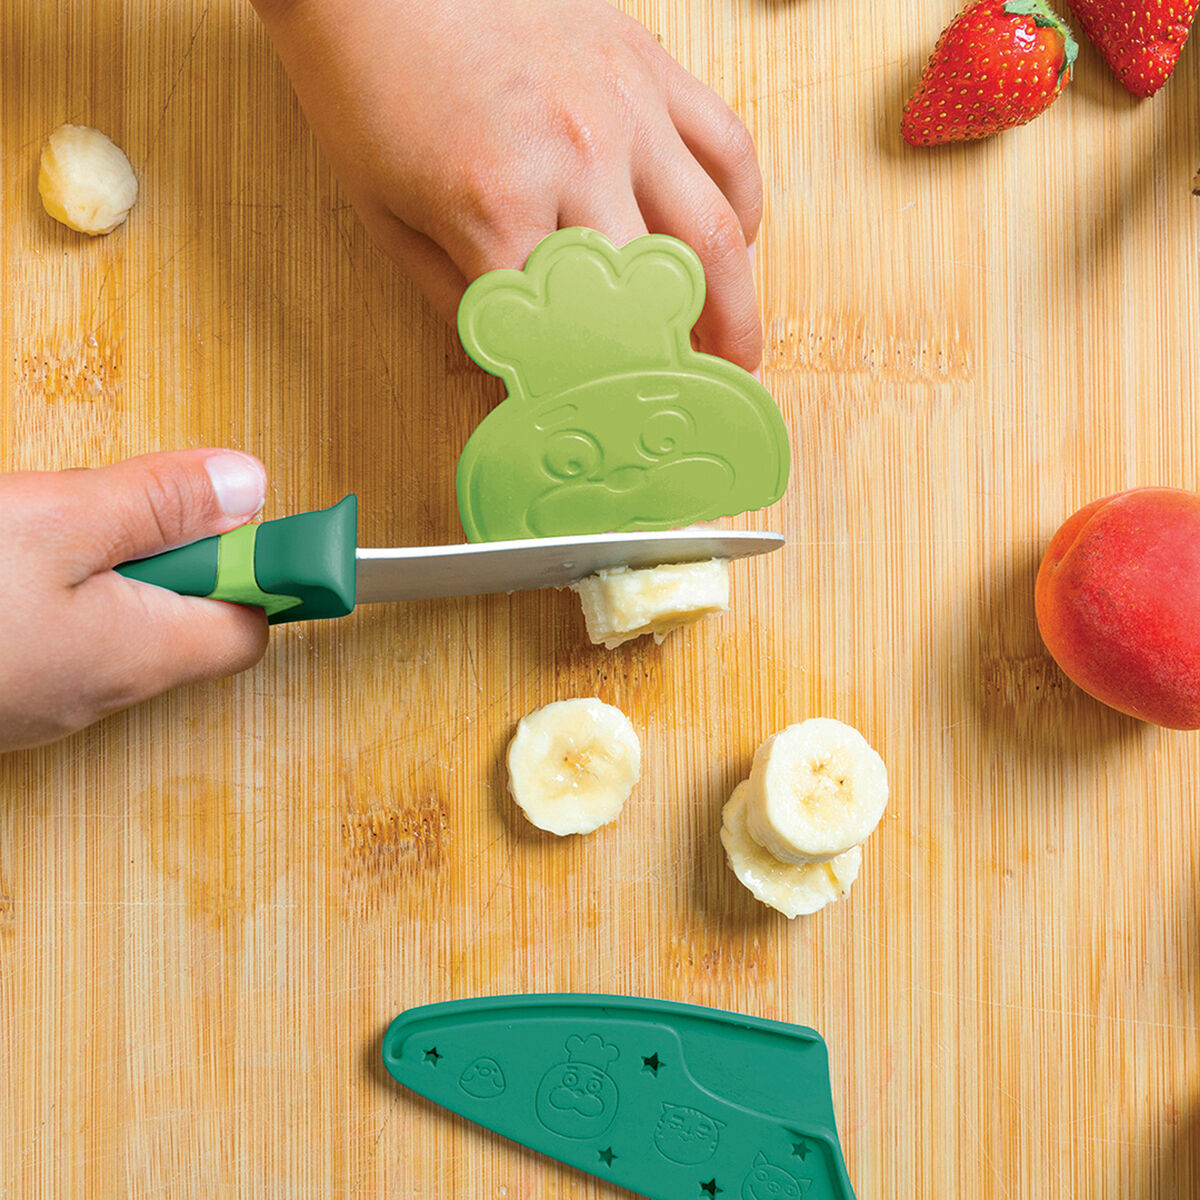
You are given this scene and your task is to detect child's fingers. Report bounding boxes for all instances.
[427,190,559,287]
[440,182,647,291]
[356,211,470,325]
[72,573,269,723]
[55,449,268,574]
[663,72,763,247]
[556,187,649,249]
[10,578,269,749]
[445,225,557,288]
[635,146,762,371]
[382,199,556,309]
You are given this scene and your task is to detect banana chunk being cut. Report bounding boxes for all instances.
[721,782,861,918]
[743,717,888,864]
[38,124,138,236]
[507,698,641,836]
[570,558,729,649]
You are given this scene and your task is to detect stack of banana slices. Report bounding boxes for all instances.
[721,718,888,917]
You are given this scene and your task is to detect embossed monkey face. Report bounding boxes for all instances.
[534,1060,619,1139]
[652,1103,724,1164]
[458,1056,506,1099]
[741,1154,804,1200]
[457,371,788,541]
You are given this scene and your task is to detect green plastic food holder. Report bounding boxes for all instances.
[456,228,791,542]
[382,993,857,1200]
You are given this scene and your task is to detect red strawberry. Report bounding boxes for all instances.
[1068,0,1198,95]
[902,0,1079,145]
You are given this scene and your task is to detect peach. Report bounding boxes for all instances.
[1035,487,1200,729]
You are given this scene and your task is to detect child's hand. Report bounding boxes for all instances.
[251,0,765,370]
[0,450,270,753]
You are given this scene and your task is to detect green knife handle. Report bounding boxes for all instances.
[115,495,358,626]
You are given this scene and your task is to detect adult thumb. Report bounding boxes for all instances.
[66,448,269,569]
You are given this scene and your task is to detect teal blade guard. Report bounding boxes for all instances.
[381,994,857,1200]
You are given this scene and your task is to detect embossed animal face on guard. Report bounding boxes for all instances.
[741,1152,806,1199]
[455,228,790,542]
[458,1056,506,1099]
[652,1102,725,1164]
[534,1033,621,1139]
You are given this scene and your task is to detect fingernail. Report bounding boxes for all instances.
[206,452,267,518]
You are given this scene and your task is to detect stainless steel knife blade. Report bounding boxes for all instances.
[354,528,784,604]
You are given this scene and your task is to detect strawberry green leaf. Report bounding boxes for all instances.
[1004,0,1079,83]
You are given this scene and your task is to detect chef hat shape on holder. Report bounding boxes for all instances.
[455,227,790,543]
[460,230,704,400]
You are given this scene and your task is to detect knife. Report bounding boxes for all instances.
[382,993,857,1200]
[114,495,784,625]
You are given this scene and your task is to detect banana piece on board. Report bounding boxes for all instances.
[570,559,729,650]
[506,698,641,836]
[743,717,888,864]
[720,782,861,918]
[38,124,138,235]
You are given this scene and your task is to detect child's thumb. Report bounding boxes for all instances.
[76,449,268,567]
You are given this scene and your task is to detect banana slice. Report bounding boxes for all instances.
[743,717,888,864]
[570,559,728,650]
[720,782,861,917]
[38,124,138,235]
[506,698,641,835]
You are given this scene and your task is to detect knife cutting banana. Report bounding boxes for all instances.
[114,494,784,634]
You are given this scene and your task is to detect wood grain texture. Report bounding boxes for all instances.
[1,1,1198,1196]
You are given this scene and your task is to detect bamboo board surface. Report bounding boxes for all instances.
[1,1,1198,1196]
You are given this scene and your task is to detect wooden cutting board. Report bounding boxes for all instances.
[1,1,1198,1196]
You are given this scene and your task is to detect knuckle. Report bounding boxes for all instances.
[694,204,748,269]
[612,10,666,67]
[551,104,607,174]
[719,106,759,178]
[424,159,500,235]
[711,105,763,227]
[130,466,200,551]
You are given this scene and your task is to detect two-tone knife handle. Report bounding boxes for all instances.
[115,495,359,626]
